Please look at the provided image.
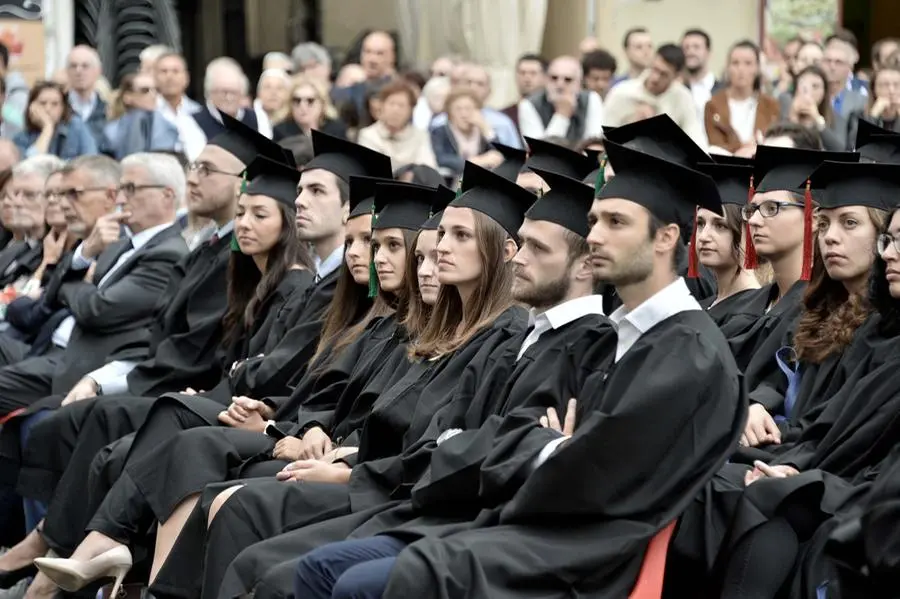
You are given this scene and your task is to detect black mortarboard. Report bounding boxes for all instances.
[712,154,755,167]
[451,161,537,238]
[602,114,709,167]
[599,141,722,229]
[809,161,900,211]
[526,167,594,237]
[855,119,895,150]
[855,121,900,163]
[348,176,390,219]
[696,162,754,206]
[421,211,443,230]
[304,131,393,181]
[753,146,859,194]
[524,137,596,181]
[490,142,527,181]
[244,156,301,209]
[209,112,294,166]
[373,182,455,231]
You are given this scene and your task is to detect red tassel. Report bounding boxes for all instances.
[687,206,699,278]
[743,175,758,270]
[800,179,813,281]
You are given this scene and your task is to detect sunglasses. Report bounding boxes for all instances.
[292,96,318,106]
[549,74,575,84]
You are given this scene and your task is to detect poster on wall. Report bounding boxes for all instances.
[764,0,840,45]
[0,1,44,87]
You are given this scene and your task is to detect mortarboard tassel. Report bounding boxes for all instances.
[594,155,607,195]
[239,171,248,195]
[455,178,463,199]
[687,206,699,278]
[800,179,814,281]
[368,206,379,298]
[230,234,240,252]
[743,175,758,270]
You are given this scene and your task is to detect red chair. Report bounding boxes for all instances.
[0,408,25,426]
[628,520,677,599]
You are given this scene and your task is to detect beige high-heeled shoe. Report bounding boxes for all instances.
[34,546,132,597]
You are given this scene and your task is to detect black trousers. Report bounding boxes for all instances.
[0,349,62,416]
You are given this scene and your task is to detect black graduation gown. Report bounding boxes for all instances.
[195,314,616,599]
[378,310,745,599]
[83,315,404,551]
[668,318,900,596]
[26,266,309,556]
[200,307,527,599]
[701,287,765,341]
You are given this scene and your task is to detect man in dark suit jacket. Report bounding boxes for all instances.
[0,153,188,415]
[192,58,259,141]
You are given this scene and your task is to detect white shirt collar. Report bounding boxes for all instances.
[68,90,99,118]
[205,102,244,125]
[126,221,175,250]
[216,220,235,238]
[315,244,344,280]
[609,278,701,361]
[529,294,605,330]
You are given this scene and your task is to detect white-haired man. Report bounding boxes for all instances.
[192,57,259,142]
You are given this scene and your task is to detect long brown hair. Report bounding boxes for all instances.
[222,202,313,348]
[410,210,514,360]
[794,207,886,363]
[25,81,73,132]
[325,227,418,363]
[400,229,434,339]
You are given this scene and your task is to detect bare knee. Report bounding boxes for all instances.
[207,485,245,528]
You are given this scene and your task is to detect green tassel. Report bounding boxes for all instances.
[368,206,378,298]
[455,178,463,199]
[230,234,240,252]
[594,155,607,195]
[239,171,248,195]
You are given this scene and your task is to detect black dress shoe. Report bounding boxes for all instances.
[0,564,36,589]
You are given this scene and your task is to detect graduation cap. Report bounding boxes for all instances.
[304,131,393,182]
[602,114,710,167]
[524,137,596,181]
[809,161,900,211]
[599,140,722,238]
[243,156,301,209]
[854,120,900,163]
[750,145,860,279]
[712,154,755,167]
[348,176,391,219]
[526,167,594,237]
[209,112,294,166]
[372,182,455,231]
[451,161,538,239]
[490,142,527,181]
[687,161,755,277]
[421,211,444,231]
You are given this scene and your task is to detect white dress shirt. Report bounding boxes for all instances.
[156,96,205,161]
[534,278,702,467]
[314,245,344,282]
[517,91,605,141]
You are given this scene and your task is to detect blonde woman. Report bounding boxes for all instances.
[273,76,347,141]
[253,69,292,139]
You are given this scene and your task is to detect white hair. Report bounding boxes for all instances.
[263,52,291,68]
[121,153,186,208]
[422,76,450,103]
[140,44,173,64]
[291,42,331,70]
[257,68,292,92]
[203,57,250,98]
[13,155,66,181]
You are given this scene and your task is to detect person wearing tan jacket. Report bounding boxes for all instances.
[704,40,780,155]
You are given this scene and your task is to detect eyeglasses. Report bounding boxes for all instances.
[117,183,165,198]
[188,162,243,179]
[741,200,805,221]
[877,233,900,256]
[133,86,155,95]
[549,74,575,84]
[57,187,108,202]
[211,89,241,99]
[4,190,42,203]
[67,62,93,70]
[292,96,318,106]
